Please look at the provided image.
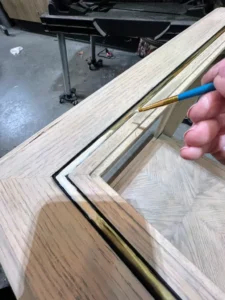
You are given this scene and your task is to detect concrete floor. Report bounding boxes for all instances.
[0,28,140,158]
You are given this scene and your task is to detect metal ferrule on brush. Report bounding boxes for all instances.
[138,95,178,112]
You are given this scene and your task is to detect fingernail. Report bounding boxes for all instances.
[181,146,189,151]
[187,104,196,118]
[183,124,197,139]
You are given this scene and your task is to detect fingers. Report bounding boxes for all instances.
[182,59,225,163]
[208,135,225,164]
[217,113,225,131]
[184,119,220,147]
[180,146,206,160]
[187,91,225,123]
[180,116,225,162]
[180,138,220,160]
[202,59,225,84]
[214,74,225,98]
[202,59,225,98]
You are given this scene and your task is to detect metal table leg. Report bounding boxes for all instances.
[58,33,77,105]
[90,35,96,62]
[87,36,103,71]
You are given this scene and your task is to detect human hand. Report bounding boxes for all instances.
[181,59,225,164]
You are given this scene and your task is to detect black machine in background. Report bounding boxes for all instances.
[41,0,211,104]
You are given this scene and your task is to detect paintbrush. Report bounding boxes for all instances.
[136,82,215,112]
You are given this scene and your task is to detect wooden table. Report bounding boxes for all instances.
[1,8,225,300]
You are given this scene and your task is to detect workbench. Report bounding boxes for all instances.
[40,1,200,103]
[1,8,225,299]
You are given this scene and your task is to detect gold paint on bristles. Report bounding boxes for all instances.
[138,95,178,112]
[137,27,225,113]
[111,27,225,131]
[96,215,175,300]
[80,27,225,298]
[72,27,225,299]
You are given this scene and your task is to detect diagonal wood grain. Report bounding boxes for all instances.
[112,137,225,292]
[0,177,152,299]
[71,173,225,300]
[1,9,225,300]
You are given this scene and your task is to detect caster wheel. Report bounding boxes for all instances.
[72,100,78,106]
[59,96,65,104]
[59,89,77,105]
[87,59,103,71]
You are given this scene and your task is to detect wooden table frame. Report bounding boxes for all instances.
[1,8,225,300]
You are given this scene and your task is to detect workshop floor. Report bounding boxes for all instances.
[0,28,140,158]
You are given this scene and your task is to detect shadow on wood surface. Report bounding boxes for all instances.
[19,199,155,300]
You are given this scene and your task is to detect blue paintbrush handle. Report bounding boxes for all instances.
[178,82,215,101]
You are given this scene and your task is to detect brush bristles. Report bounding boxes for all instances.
[138,95,178,112]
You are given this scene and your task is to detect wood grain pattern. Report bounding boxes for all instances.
[1,0,48,22]
[74,31,225,177]
[111,136,225,292]
[68,18,225,299]
[71,174,225,300]
[0,177,152,299]
[1,9,225,300]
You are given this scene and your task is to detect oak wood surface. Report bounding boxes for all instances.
[0,177,152,299]
[1,8,225,300]
[74,31,225,177]
[71,173,225,300]
[111,136,225,292]
[67,13,225,298]
[67,34,225,298]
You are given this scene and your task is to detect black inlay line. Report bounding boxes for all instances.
[53,99,138,177]
[53,26,225,179]
[52,28,224,300]
[53,173,181,300]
